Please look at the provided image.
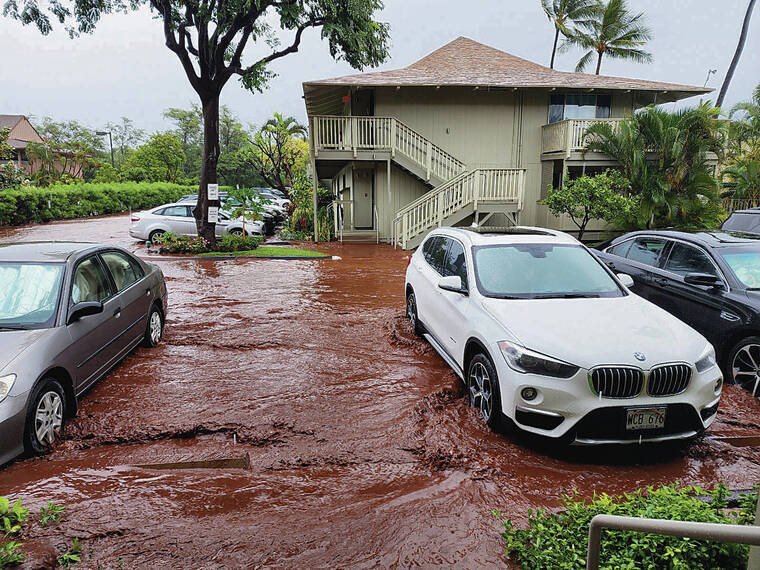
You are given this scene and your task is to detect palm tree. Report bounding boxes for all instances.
[261,113,308,139]
[716,0,757,108]
[561,0,653,75]
[584,104,723,228]
[540,0,598,69]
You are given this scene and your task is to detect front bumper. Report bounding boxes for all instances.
[493,352,722,444]
[0,392,29,466]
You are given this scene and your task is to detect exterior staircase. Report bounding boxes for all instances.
[311,115,526,249]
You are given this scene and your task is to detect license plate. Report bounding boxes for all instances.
[625,407,666,431]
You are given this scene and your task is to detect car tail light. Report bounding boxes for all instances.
[131,215,141,222]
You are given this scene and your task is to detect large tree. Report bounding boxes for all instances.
[5,0,389,243]
[716,0,757,108]
[540,0,598,69]
[561,0,652,75]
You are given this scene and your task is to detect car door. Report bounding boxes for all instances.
[100,250,151,353]
[415,236,449,339]
[601,236,669,301]
[655,241,734,349]
[436,238,471,358]
[64,255,123,391]
[161,205,195,236]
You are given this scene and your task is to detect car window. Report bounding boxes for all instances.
[162,206,190,217]
[442,239,468,289]
[101,252,143,292]
[624,237,667,267]
[424,237,449,274]
[153,207,166,215]
[663,242,718,277]
[71,257,112,304]
[722,212,760,234]
[607,239,633,258]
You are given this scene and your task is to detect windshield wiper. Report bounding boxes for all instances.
[0,325,29,330]
[532,293,601,299]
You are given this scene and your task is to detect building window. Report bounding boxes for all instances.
[551,160,564,190]
[566,166,619,180]
[548,94,612,123]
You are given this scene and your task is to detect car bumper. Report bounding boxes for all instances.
[129,226,147,240]
[493,350,722,444]
[0,392,29,466]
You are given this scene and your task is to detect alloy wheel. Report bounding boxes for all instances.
[469,362,493,422]
[406,295,417,329]
[35,391,63,446]
[732,343,760,395]
[150,310,163,344]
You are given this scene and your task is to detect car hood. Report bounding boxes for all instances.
[481,294,708,369]
[0,328,54,373]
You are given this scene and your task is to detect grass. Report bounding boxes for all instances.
[197,246,328,258]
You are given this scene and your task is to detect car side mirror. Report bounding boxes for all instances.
[438,275,468,295]
[684,273,723,288]
[617,273,635,288]
[67,301,104,325]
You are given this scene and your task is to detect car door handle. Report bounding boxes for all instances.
[145,287,152,297]
[653,277,668,287]
[113,308,121,318]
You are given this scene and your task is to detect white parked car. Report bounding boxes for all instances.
[129,203,265,242]
[405,227,723,445]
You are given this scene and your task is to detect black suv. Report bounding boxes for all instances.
[596,230,760,391]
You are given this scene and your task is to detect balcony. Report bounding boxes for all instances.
[541,118,624,155]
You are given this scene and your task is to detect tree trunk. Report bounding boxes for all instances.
[196,93,221,244]
[550,27,560,69]
[595,51,604,75]
[717,0,757,108]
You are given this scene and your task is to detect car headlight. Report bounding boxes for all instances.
[498,341,579,379]
[696,346,717,373]
[0,374,16,402]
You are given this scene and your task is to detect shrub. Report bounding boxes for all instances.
[0,182,196,226]
[500,483,755,569]
[152,231,261,254]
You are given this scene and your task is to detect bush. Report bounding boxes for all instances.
[0,182,196,226]
[153,231,262,254]
[500,483,756,569]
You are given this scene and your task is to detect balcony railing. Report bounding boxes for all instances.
[542,118,624,155]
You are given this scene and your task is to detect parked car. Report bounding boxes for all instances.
[596,230,760,390]
[405,227,722,445]
[178,193,282,231]
[254,187,291,210]
[720,208,760,235]
[0,242,168,465]
[129,202,264,242]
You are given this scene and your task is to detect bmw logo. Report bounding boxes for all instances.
[634,352,646,362]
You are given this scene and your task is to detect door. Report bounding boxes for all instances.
[351,89,375,117]
[601,236,669,301]
[100,251,151,352]
[416,236,449,340]
[161,205,196,236]
[437,238,470,358]
[64,256,122,391]
[354,169,374,229]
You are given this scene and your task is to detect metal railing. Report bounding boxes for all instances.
[392,168,525,249]
[586,514,760,570]
[542,118,624,155]
[723,198,760,213]
[311,115,466,182]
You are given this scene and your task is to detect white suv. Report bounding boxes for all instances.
[405,227,723,445]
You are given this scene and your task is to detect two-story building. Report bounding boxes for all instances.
[303,37,710,248]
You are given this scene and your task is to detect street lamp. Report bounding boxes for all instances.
[96,130,114,167]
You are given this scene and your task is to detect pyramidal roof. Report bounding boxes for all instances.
[304,36,710,95]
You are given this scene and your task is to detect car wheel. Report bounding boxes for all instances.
[726,336,760,394]
[229,228,243,236]
[467,353,502,431]
[142,304,164,348]
[406,291,424,336]
[148,229,165,243]
[24,378,66,456]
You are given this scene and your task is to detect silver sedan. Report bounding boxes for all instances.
[128,202,264,242]
[0,242,168,466]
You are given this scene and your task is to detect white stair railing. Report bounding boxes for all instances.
[393,168,525,249]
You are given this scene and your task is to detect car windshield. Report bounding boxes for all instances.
[0,262,64,328]
[472,243,623,299]
[722,213,760,234]
[720,247,760,288]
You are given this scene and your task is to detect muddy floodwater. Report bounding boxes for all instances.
[3,215,760,568]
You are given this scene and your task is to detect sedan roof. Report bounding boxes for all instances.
[614,229,760,248]
[0,242,99,262]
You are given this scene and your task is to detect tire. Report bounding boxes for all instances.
[24,378,66,456]
[142,304,164,348]
[725,336,760,394]
[406,291,424,336]
[229,228,243,236]
[148,229,165,243]
[467,353,503,431]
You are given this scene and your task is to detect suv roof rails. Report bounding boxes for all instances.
[460,225,560,236]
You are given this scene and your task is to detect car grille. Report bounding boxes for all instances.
[590,367,643,398]
[648,364,692,396]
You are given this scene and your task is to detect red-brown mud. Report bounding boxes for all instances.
[2,215,760,567]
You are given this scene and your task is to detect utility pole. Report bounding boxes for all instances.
[96,130,114,167]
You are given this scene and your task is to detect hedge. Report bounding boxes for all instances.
[0,182,198,226]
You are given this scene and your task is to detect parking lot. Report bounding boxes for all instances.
[3,214,760,567]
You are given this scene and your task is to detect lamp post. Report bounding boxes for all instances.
[96,130,114,167]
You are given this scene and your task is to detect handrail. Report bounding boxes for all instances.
[586,514,760,570]
[542,118,624,154]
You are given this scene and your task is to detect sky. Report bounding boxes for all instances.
[1,0,758,134]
